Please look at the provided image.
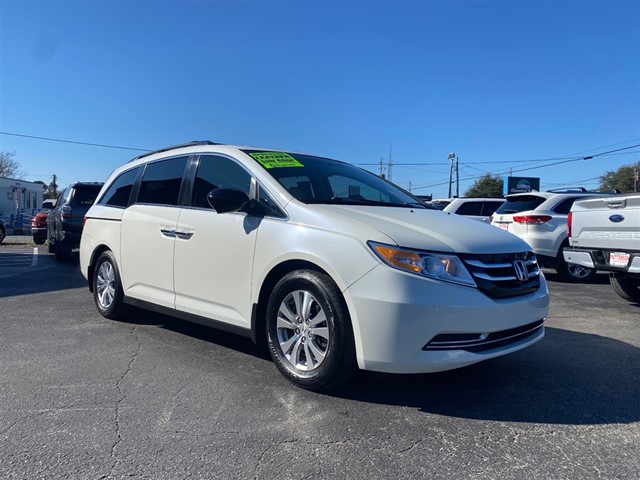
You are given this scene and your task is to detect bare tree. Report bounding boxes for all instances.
[0,151,24,179]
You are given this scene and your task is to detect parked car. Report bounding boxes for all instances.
[0,218,6,244]
[490,188,620,282]
[563,193,640,303]
[80,141,549,391]
[31,208,50,245]
[42,199,56,210]
[425,198,452,210]
[48,182,103,260]
[443,197,505,223]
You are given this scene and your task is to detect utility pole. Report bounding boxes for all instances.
[379,158,385,178]
[51,174,58,198]
[388,144,393,182]
[456,155,459,198]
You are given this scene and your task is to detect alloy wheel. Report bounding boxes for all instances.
[276,290,330,372]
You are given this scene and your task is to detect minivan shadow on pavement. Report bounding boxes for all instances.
[121,308,639,427]
[332,326,639,426]
[0,249,87,298]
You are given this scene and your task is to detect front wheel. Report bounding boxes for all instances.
[93,251,129,320]
[610,273,640,303]
[266,270,356,391]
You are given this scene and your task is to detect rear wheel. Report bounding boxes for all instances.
[556,248,597,283]
[93,250,130,320]
[266,270,356,391]
[55,243,71,261]
[609,273,640,302]
[0,227,5,244]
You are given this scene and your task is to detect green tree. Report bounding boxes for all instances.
[599,164,639,193]
[0,151,24,179]
[464,174,504,198]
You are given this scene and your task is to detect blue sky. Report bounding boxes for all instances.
[1,0,639,198]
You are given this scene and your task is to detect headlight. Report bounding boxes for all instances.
[368,241,476,287]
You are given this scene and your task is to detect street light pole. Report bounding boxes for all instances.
[447,153,456,198]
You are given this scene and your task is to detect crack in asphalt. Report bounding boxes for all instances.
[101,326,141,480]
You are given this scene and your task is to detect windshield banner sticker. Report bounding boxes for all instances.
[249,152,303,169]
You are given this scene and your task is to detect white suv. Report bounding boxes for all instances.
[490,189,618,282]
[443,197,505,223]
[80,141,549,390]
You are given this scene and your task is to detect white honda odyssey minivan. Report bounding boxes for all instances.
[80,141,549,390]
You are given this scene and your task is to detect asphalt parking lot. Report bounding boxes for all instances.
[0,236,638,479]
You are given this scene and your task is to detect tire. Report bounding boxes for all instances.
[55,243,71,261]
[34,237,46,245]
[47,240,55,254]
[609,273,640,303]
[0,227,5,244]
[266,270,356,391]
[93,250,129,320]
[556,248,597,283]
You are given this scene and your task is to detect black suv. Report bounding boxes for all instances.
[0,218,6,244]
[48,182,103,260]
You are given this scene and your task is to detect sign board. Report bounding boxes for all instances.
[503,176,540,195]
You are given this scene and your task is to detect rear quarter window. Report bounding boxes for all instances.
[98,168,140,208]
[552,197,583,214]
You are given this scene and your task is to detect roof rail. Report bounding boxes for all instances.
[546,187,622,194]
[129,140,221,162]
[546,187,588,193]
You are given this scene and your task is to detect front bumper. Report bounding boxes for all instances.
[344,264,549,373]
[31,227,47,240]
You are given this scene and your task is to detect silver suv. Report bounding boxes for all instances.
[490,189,619,282]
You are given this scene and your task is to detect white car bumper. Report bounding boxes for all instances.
[345,265,550,373]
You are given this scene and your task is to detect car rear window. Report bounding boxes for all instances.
[494,195,546,214]
[70,185,103,206]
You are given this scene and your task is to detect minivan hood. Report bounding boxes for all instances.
[313,205,532,254]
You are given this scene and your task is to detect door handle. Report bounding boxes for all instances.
[160,228,176,238]
[175,231,193,240]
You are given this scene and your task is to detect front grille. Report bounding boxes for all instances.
[460,252,541,298]
[423,319,544,352]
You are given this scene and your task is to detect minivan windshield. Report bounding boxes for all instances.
[243,150,427,208]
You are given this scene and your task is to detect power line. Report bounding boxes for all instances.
[0,131,151,152]
[411,144,640,191]
[561,137,640,157]
[355,149,640,167]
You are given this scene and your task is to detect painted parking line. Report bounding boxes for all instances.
[0,248,44,276]
[0,248,34,266]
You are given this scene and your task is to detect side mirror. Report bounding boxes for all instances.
[207,188,250,214]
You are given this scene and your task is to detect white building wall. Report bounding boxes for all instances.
[0,177,44,233]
